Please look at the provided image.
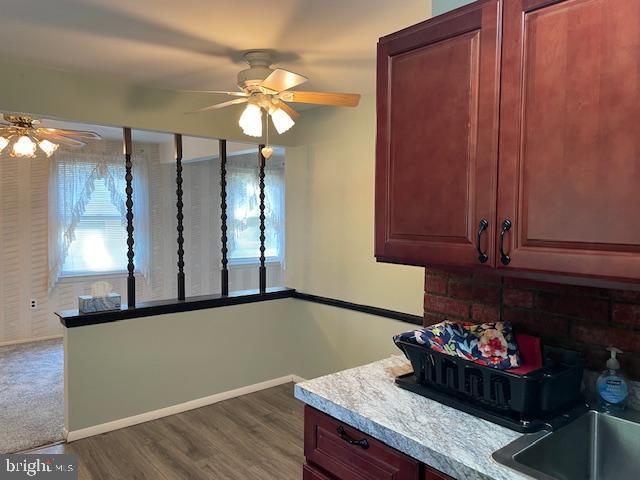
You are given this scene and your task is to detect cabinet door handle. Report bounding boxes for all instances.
[476,219,489,263]
[499,220,512,265]
[336,425,369,449]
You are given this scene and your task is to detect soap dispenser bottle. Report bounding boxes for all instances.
[596,347,629,411]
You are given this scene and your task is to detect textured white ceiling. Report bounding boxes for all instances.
[0,0,429,94]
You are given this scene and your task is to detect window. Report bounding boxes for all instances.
[49,152,150,288]
[61,177,128,275]
[227,164,285,263]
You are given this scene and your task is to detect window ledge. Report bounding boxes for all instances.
[58,271,134,282]
[56,287,295,328]
[228,257,283,267]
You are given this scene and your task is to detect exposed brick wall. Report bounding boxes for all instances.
[424,269,640,379]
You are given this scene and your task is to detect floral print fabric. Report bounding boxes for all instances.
[394,321,522,370]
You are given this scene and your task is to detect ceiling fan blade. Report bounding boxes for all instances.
[186,98,248,114]
[261,68,308,93]
[40,133,87,147]
[275,100,300,120]
[278,91,361,107]
[186,90,249,97]
[39,128,102,140]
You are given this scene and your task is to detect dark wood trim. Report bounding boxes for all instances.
[123,127,136,308]
[57,289,422,328]
[258,144,267,293]
[220,139,229,296]
[293,292,423,325]
[57,287,296,327]
[175,133,186,301]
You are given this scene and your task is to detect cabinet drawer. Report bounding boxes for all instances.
[304,406,420,480]
[303,464,335,480]
[424,465,453,480]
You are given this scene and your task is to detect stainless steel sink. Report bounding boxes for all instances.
[493,409,640,479]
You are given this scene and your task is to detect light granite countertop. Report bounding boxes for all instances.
[294,356,530,480]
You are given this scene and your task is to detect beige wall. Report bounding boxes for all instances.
[285,94,425,315]
[291,301,410,380]
[64,298,411,431]
[65,299,296,431]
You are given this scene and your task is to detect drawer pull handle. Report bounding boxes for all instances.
[336,425,369,449]
[499,219,512,265]
[476,219,489,263]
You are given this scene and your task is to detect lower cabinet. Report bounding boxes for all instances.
[424,467,452,480]
[303,464,335,480]
[303,406,452,480]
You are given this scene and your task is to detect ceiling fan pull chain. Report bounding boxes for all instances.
[261,116,274,159]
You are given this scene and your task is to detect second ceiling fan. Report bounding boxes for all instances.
[189,50,361,138]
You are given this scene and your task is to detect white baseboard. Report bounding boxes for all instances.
[0,335,63,347]
[66,374,306,442]
[291,374,307,384]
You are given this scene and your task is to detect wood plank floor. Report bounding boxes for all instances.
[32,383,304,480]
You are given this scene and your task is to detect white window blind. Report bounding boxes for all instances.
[61,177,128,275]
[49,151,150,289]
[227,164,285,263]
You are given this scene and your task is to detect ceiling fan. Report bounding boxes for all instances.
[188,51,361,140]
[0,114,102,158]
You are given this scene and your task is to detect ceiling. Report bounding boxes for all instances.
[0,0,429,95]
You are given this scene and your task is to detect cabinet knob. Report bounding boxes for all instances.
[499,220,512,265]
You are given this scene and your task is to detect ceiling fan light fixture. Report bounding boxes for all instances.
[187,50,360,138]
[38,139,59,157]
[0,136,8,153]
[270,107,295,134]
[239,103,263,137]
[12,135,37,158]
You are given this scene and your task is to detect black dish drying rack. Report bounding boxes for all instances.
[394,339,587,432]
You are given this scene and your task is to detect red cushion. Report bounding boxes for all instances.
[508,333,542,374]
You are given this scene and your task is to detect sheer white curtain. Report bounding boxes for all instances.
[48,152,151,291]
[265,165,285,262]
[133,157,151,282]
[226,154,285,263]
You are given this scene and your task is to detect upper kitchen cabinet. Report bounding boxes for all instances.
[376,0,640,286]
[497,0,640,282]
[375,0,501,268]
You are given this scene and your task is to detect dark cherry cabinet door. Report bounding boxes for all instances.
[375,0,501,268]
[497,0,640,281]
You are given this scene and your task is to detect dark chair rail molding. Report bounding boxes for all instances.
[56,290,422,328]
[293,292,423,325]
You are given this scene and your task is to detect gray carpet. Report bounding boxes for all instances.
[0,338,64,453]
